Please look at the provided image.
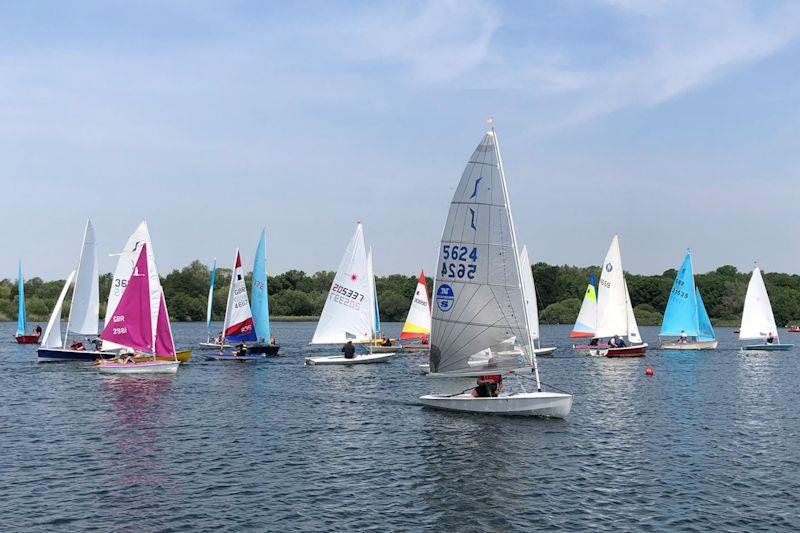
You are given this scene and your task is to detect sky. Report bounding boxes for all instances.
[1,0,799,280]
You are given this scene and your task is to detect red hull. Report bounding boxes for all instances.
[788,327,800,333]
[605,345,647,358]
[15,335,40,344]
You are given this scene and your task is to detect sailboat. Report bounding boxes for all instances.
[588,235,647,357]
[198,258,228,349]
[519,245,557,356]
[248,229,279,355]
[204,249,264,361]
[571,274,598,351]
[14,260,40,344]
[418,124,572,417]
[397,271,432,352]
[739,264,793,351]
[95,221,179,374]
[305,222,394,365]
[658,251,717,350]
[38,220,108,361]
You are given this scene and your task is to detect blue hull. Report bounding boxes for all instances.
[742,344,794,351]
[38,348,109,362]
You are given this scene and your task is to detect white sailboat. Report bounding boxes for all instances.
[38,220,106,362]
[740,264,792,351]
[95,221,179,374]
[306,223,394,365]
[419,124,572,418]
[519,245,556,356]
[588,235,647,357]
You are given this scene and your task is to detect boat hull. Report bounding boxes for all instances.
[15,335,40,344]
[419,392,572,418]
[38,348,109,362]
[157,350,191,363]
[788,327,800,333]
[247,345,280,356]
[305,353,394,365]
[97,360,180,374]
[742,343,794,351]
[199,342,231,350]
[370,345,397,353]
[589,343,648,357]
[658,340,718,350]
[204,353,264,362]
[398,344,430,352]
[533,346,557,356]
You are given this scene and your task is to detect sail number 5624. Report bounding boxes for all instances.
[441,245,478,279]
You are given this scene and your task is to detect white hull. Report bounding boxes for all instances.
[533,346,557,356]
[97,361,180,374]
[398,344,430,352]
[305,352,394,365]
[658,339,718,350]
[199,342,230,350]
[419,391,572,418]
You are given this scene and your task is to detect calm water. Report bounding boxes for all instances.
[1,321,799,532]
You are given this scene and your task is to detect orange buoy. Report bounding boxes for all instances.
[645,367,654,376]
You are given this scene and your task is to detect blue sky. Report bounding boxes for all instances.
[2,0,799,280]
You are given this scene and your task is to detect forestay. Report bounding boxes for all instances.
[429,130,532,376]
[67,219,100,336]
[739,266,778,341]
[311,222,372,344]
[41,271,77,349]
[571,274,597,338]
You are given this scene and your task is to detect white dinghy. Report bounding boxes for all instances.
[306,223,394,365]
[418,122,572,418]
[739,264,793,351]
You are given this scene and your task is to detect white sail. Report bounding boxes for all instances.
[67,219,100,336]
[740,266,778,341]
[41,271,77,349]
[595,235,638,340]
[311,223,372,344]
[367,246,380,337]
[221,249,256,341]
[518,245,540,342]
[430,130,532,376]
[103,221,166,352]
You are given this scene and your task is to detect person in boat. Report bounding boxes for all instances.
[588,338,599,347]
[91,338,102,351]
[235,342,247,356]
[215,333,224,344]
[70,340,86,351]
[119,348,135,364]
[767,333,776,344]
[342,340,356,359]
[608,335,626,348]
[472,374,503,398]
[269,335,277,346]
[679,330,688,343]
[380,335,393,347]
[421,334,429,345]
[34,325,42,338]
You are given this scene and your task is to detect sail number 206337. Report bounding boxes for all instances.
[441,245,478,279]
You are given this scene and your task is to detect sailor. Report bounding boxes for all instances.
[342,340,356,359]
[235,342,247,356]
[767,333,776,344]
[34,325,42,337]
[679,330,688,343]
[269,335,277,346]
[472,374,503,397]
[380,335,392,347]
[420,334,429,345]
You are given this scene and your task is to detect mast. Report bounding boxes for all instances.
[493,124,541,391]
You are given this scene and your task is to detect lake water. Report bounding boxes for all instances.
[1,321,798,531]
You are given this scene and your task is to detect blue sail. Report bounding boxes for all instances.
[206,258,216,337]
[251,229,270,342]
[695,288,716,341]
[16,259,26,336]
[660,252,699,337]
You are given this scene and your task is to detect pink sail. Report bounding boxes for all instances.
[154,294,175,356]
[100,244,152,353]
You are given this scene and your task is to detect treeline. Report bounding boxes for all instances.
[1,262,799,327]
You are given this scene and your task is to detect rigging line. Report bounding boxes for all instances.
[514,372,576,395]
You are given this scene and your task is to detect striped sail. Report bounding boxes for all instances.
[222,249,257,342]
[400,271,431,340]
[571,274,597,338]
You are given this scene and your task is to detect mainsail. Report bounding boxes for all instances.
[400,271,431,340]
[595,235,640,342]
[66,219,100,338]
[101,221,175,356]
[41,271,77,349]
[311,223,373,344]
[571,274,597,338]
[222,249,257,342]
[739,265,778,341]
[429,129,532,376]
[16,260,26,337]
[660,252,699,337]
[206,258,217,340]
[251,230,271,343]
